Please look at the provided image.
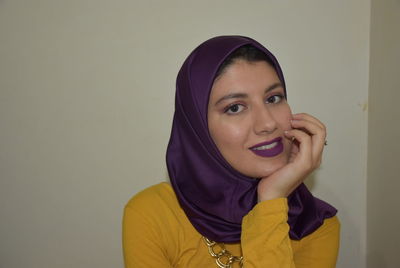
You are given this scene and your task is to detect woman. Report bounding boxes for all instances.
[123,36,340,267]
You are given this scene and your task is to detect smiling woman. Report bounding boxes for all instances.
[123,36,340,267]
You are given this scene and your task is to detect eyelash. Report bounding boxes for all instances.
[224,103,245,114]
[266,94,284,104]
[223,94,285,115]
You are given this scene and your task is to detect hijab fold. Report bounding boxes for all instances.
[166,35,337,243]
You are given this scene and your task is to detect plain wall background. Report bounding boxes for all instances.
[0,0,377,267]
[367,0,400,267]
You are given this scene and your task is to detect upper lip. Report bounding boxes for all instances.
[249,137,282,150]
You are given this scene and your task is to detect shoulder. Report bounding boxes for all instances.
[124,182,190,230]
[293,216,341,267]
[315,216,340,237]
[125,182,176,211]
[291,215,340,247]
[300,216,340,244]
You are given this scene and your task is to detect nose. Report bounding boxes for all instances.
[253,105,278,135]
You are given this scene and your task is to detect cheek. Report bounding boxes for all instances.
[275,105,292,130]
[209,120,247,148]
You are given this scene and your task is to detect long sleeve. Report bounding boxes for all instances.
[241,198,295,267]
[241,198,340,268]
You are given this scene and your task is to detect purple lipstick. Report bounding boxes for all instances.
[249,137,284,157]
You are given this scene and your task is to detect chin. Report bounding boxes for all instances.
[229,149,291,179]
[244,158,289,179]
[254,167,283,178]
[238,167,281,179]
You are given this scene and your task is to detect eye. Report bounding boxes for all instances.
[266,94,284,104]
[224,103,245,114]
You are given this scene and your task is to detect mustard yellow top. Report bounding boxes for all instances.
[123,182,340,267]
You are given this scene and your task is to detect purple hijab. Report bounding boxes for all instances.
[166,35,337,243]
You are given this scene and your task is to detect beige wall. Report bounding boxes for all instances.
[367,0,400,267]
[0,1,371,267]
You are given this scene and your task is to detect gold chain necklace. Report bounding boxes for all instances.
[202,236,244,268]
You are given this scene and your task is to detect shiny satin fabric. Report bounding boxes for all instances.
[166,35,337,243]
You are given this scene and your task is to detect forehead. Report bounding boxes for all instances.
[210,60,281,97]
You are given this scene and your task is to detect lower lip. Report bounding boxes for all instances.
[250,139,284,158]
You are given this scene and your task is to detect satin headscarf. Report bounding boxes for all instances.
[166,35,337,243]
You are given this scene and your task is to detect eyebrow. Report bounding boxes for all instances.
[214,82,283,106]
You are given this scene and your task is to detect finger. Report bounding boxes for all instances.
[292,113,326,130]
[292,113,324,127]
[288,141,299,164]
[290,119,325,167]
[290,119,326,144]
[284,129,313,169]
[291,114,326,150]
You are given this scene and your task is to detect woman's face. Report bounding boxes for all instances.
[207,60,293,178]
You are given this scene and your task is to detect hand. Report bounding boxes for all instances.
[257,113,327,202]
